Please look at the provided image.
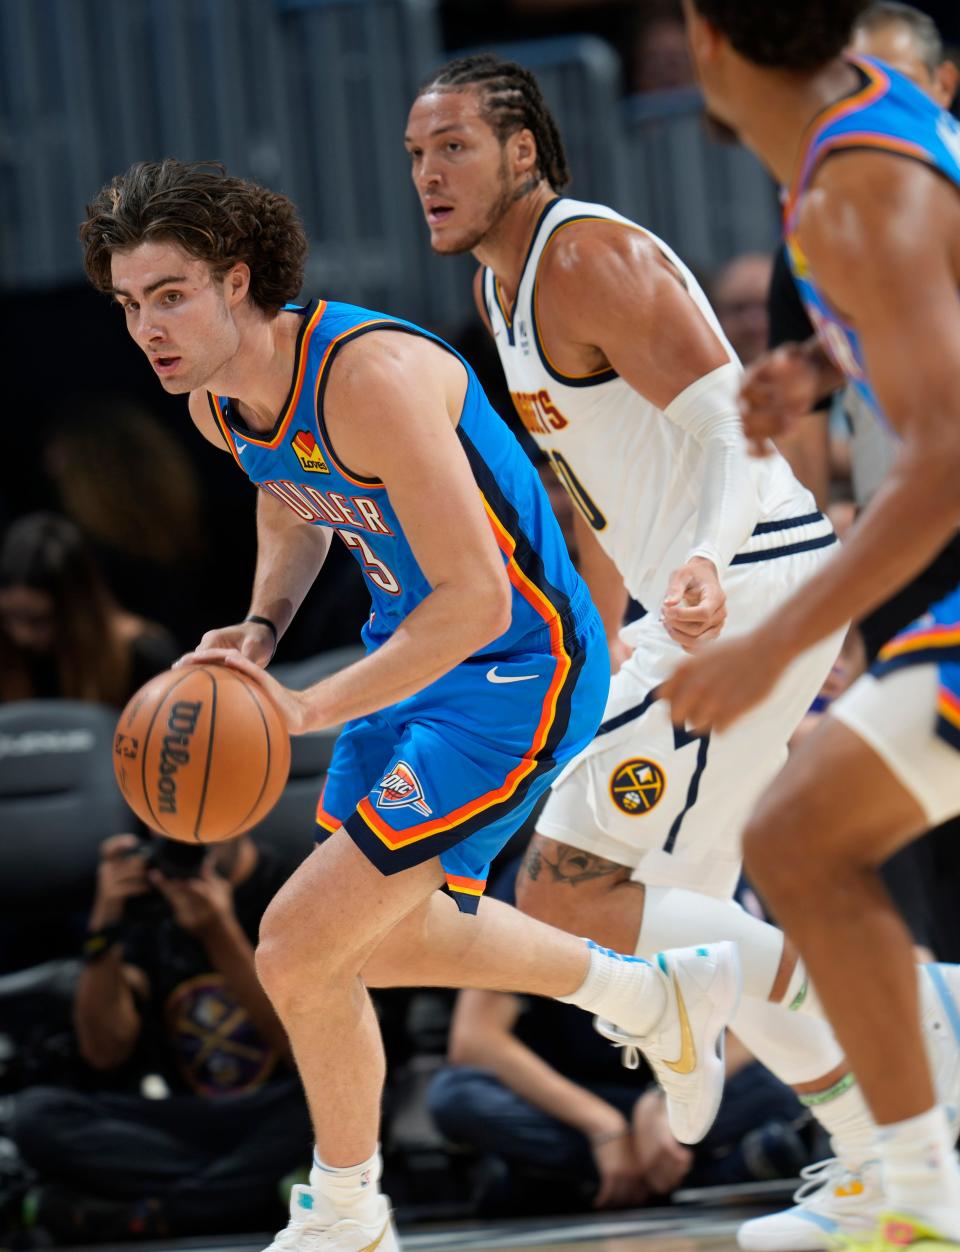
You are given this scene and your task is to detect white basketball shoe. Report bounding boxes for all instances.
[738,962,960,1252]
[738,1158,883,1251]
[595,941,742,1145]
[261,1187,399,1252]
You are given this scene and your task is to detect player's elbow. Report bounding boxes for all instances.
[472,567,513,647]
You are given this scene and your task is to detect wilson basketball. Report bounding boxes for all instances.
[113,664,291,843]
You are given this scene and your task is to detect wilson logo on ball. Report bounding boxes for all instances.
[157,700,202,815]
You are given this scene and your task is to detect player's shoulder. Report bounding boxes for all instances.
[326,327,456,413]
[539,215,675,310]
[800,147,954,264]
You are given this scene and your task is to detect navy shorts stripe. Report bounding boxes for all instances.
[730,533,837,566]
[751,511,825,536]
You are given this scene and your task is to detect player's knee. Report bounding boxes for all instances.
[256,896,349,1009]
[742,803,810,908]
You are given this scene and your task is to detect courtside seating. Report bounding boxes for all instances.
[0,700,137,974]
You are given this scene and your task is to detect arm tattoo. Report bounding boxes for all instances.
[522,841,626,887]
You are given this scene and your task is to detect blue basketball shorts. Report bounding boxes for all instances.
[316,594,608,912]
[871,580,960,750]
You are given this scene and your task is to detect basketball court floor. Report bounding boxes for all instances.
[65,1181,794,1252]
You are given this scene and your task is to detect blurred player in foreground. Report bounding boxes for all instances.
[406,49,960,1249]
[665,1,960,1247]
[80,160,740,1252]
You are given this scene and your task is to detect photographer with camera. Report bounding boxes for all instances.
[10,832,313,1245]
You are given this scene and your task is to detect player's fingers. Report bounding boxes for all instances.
[664,601,714,624]
[174,647,232,668]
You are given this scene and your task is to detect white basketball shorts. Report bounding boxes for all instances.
[537,543,845,900]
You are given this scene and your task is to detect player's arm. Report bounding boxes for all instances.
[540,226,757,641]
[754,156,960,657]
[186,391,333,664]
[663,157,960,731]
[570,509,629,660]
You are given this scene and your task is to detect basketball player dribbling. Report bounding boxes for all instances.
[79,160,741,1252]
[658,1,960,1248]
[405,51,960,1250]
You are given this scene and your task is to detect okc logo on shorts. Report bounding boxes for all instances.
[610,758,666,815]
[375,761,432,816]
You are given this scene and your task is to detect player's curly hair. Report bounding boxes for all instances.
[420,54,570,192]
[691,0,871,69]
[80,159,306,316]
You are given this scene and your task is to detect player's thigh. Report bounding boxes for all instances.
[743,668,952,897]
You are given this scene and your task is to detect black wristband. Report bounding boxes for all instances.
[82,923,124,964]
[245,615,279,652]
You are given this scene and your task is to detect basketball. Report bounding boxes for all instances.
[112,664,291,843]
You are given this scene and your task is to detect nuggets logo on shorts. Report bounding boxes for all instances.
[610,758,666,815]
[375,761,432,817]
[292,429,329,473]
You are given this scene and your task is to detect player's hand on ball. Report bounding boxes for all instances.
[659,628,788,734]
[175,648,312,734]
[661,557,726,651]
[193,620,275,668]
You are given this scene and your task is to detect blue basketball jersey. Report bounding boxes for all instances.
[784,54,960,420]
[206,300,590,656]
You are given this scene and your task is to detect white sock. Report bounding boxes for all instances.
[879,1106,960,1236]
[798,1073,877,1168]
[309,1146,383,1225]
[556,938,667,1036]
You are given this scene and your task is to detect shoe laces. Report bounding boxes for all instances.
[793,1157,857,1207]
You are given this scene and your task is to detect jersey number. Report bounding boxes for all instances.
[338,530,401,595]
[548,451,606,531]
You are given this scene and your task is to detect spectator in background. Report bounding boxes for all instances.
[0,513,176,706]
[630,1,694,94]
[429,859,816,1217]
[709,253,774,368]
[440,0,692,96]
[851,1,959,107]
[42,397,211,649]
[10,832,312,1245]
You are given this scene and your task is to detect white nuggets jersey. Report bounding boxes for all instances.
[483,197,821,611]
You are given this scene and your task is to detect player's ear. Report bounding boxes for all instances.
[681,0,722,67]
[225,261,251,307]
[933,59,959,111]
[511,127,539,178]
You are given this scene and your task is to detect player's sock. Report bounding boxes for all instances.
[781,959,826,1017]
[879,1107,960,1239]
[308,1146,384,1226]
[799,1073,877,1166]
[557,938,667,1036]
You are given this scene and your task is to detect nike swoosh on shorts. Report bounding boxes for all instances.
[486,667,540,684]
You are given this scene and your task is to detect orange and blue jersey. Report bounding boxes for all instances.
[783,56,960,752]
[784,54,960,422]
[208,300,608,909]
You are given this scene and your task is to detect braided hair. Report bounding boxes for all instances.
[421,54,570,192]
